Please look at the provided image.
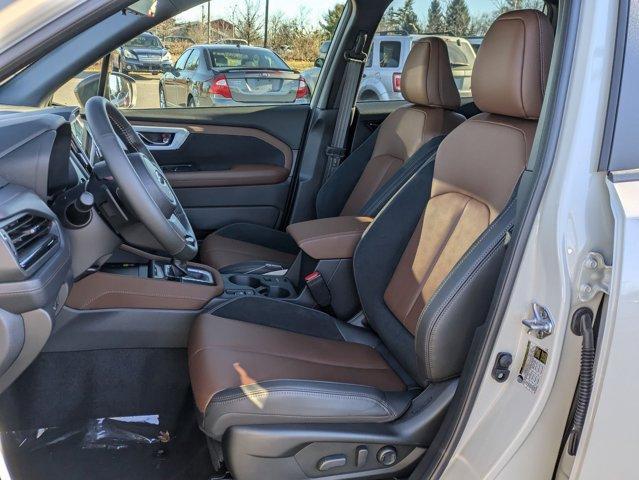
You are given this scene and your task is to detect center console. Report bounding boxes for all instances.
[146,260,298,301]
[68,212,373,317]
[221,273,297,299]
[91,259,301,307]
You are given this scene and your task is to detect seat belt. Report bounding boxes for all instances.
[322,31,368,183]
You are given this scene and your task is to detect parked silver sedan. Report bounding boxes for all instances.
[159,44,310,108]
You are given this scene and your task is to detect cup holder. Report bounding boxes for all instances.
[225,274,295,299]
[268,286,290,299]
[228,275,262,288]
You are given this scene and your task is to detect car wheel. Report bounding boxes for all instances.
[187,96,196,108]
[358,90,380,102]
[159,87,167,108]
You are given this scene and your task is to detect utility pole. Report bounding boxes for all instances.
[207,1,211,44]
[263,0,269,47]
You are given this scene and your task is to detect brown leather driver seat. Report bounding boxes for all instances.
[189,10,553,480]
[200,37,465,273]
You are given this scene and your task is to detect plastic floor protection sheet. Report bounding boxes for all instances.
[0,414,213,480]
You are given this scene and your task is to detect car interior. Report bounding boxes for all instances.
[0,1,560,479]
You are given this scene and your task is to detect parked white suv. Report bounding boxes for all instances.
[303,32,476,100]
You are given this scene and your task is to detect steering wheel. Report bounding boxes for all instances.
[84,96,197,261]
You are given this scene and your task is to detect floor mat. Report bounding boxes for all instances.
[1,409,213,480]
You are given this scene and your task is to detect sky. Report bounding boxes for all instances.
[176,0,502,26]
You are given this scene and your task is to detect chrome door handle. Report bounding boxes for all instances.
[138,133,171,146]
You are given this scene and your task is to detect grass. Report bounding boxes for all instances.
[287,60,315,72]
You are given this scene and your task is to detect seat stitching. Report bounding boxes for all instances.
[469,118,530,160]
[425,233,507,377]
[415,201,515,334]
[210,390,395,416]
[81,290,209,309]
[400,196,472,326]
[189,344,391,371]
[362,153,436,215]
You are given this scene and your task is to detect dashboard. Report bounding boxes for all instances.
[0,105,121,395]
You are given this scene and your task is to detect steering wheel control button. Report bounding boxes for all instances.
[356,446,368,467]
[317,454,347,472]
[377,446,397,466]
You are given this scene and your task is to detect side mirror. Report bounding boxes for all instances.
[74,72,137,109]
[314,58,324,68]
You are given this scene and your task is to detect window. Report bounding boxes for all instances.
[51,0,346,109]
[185,49,199,71]
[175,50,191,70]
[379,41,401,68]
[206,47,289,70]
[357,0,545,103]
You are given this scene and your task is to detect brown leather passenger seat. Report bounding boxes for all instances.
[188,10,553,480]
[200,36,465,273]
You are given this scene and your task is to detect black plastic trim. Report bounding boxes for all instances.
[598,0,631,172]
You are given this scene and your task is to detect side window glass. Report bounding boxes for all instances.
[379,41,401,68]
[52,1,346,109]
[185,50,199,71]
[357,0,545,103]
[175,51,191,70]
[175,50,191,70]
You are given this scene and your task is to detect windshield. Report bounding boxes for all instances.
[126,35,162,49]
[206,47,290,70]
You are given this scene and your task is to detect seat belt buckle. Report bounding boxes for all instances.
[304,271,332,307]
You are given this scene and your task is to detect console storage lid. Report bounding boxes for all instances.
[286,216,373,260]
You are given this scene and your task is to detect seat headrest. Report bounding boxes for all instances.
[401,37,460,110]
[472,9,554,120]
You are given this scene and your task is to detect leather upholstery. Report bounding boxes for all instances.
[200,223,298,271]
[66,268,223,310]
[188,10,554,444]
[341,107,464,215]
[384,11,552,335]
[415,202,515,381]
[200,232,297,271]
[402,37,461,110]
[200,37,464,271]
[189,314,409,438]
[165,165,289,188]
[286,216,373,260]
[384,193,491,333]
[472,9,554,119]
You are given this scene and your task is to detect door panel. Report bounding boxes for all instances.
[124,105,309,236]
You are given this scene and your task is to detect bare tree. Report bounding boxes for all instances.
[231,0,264,45]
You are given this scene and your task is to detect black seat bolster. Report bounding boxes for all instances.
[354,161,436,382]
[203,380,416,440]
[358,135,444,217]
[416,201,516,382]
[211,296,346,341]
[315,130,380,219]
[210,297,418,387]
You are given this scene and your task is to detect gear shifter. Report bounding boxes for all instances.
[167,258,190,279]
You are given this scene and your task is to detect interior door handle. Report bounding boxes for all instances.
[139,133,172,146]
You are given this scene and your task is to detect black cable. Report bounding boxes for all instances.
[568,307,595,455]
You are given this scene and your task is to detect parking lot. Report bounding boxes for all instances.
[55,72,163,109]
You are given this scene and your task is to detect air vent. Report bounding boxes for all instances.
[1,214,58,270]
